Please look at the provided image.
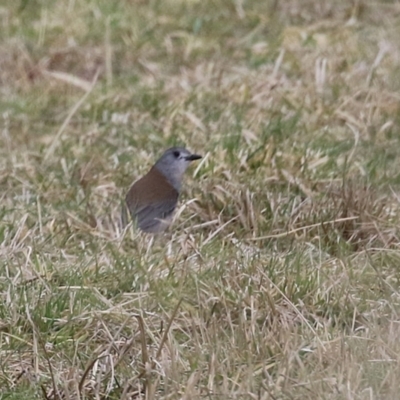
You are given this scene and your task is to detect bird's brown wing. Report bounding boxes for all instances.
[125,167,179,233]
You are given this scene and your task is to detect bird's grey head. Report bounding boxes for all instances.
[154,147,202,191]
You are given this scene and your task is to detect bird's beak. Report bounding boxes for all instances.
[185,153,202,161]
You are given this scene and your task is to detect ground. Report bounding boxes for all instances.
[1,0,400,399]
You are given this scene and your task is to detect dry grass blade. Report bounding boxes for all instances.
[155,298,183,360]
[249,216,359,241]
[43,69,100,162]
[78,356,107,396]
[24,304,60,400]
[132,298,182,395]
[42,70,93,91]
[202,217,238,245]
[135,314,149,380]
[261,272,326,350]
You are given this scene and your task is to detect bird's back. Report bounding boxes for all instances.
[125,167,179,232]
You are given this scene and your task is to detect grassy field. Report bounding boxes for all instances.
[1,0,400,398]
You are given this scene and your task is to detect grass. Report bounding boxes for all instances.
[1,0,400,398]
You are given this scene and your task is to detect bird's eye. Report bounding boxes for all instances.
[173,151,180,158]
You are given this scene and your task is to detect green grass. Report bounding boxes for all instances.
[2,0,400,398]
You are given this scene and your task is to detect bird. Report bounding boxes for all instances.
[122,147,202,233]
